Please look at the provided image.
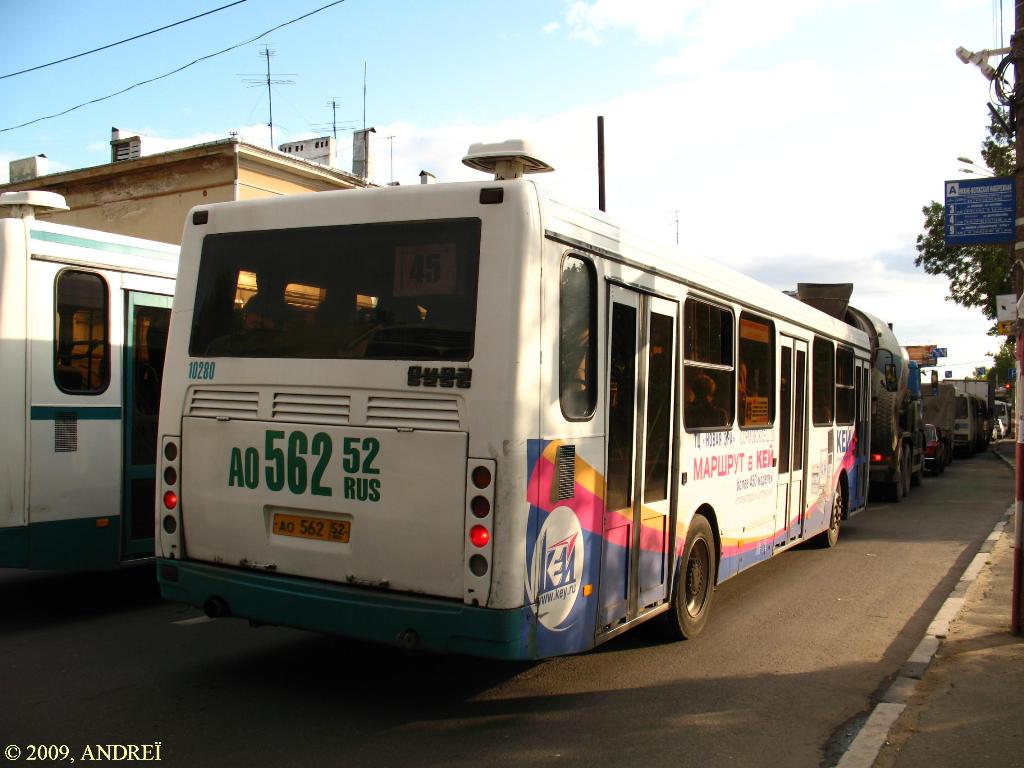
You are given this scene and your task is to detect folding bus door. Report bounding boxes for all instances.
[599,285,678,632]
[775,336,808,545]
[122,291,172,559]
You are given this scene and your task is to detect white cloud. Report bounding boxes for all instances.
[375,41,995,376]
[542,21,560,34]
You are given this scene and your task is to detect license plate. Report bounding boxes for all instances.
[272,513,351,543]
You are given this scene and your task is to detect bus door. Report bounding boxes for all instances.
[122,291,172,559]
[776,336,808,545]
[599,286,678,631]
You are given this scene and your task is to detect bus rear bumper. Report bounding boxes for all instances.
[157,558,531,660]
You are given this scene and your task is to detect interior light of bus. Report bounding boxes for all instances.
[470,496,490,518]
[163,490,178,510]
[471,466,492,489]
[469,525,490,548]
[164,442,178,462]
[164,467,178,486]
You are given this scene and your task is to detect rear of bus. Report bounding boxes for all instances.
[156,181,543,658]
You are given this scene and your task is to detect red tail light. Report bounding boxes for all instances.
[163,490,178,510]
[871,453,885,463]
[469,525,490,548]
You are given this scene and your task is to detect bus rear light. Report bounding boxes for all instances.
[470,525,490,548]
[471,466,492,489]
[470,495,490,518]
[163,490,178,510]
[469,554,488,576]
[162,515,177,534]
[164,467,178,486]
[164,442,178,462]
[871,453,885,463]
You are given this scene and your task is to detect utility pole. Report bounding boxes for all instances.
[1013,1,1024,635]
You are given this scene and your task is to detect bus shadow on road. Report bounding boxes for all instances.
[0,566,160,631]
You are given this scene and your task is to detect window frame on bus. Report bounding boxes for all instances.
[558,252,599,421]
[683,295,735,432]
[737,310,776,429]
[835,344,855,425]
[812,336,835,426]
[53,268,111,396]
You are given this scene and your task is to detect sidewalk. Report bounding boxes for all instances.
[850,442,1024,768]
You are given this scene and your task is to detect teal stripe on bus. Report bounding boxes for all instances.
[30,229,176,261]
[31,406,122,420]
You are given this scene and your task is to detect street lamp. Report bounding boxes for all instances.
[957,156,996,177]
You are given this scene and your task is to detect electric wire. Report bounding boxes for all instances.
[0,0,348,134]
[0,1,248,81]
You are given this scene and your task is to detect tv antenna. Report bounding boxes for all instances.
[239,46,295,148]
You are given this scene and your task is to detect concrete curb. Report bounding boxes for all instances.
[833,491,1012,768]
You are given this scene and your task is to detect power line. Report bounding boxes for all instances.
[0,0,249,81]
[0,0,349,134]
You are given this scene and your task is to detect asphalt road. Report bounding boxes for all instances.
[0,449,1012,768]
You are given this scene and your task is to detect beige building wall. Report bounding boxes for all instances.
[0,138,369,245]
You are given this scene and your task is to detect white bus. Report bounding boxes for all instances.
[0,192,178,570]
[156,142,871,659]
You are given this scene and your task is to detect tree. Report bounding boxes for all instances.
[915,109,1016,361]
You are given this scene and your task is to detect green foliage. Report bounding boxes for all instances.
[988,337,1017,383]
[914,109,1014,324]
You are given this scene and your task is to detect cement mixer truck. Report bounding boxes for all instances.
[795,284,924,503]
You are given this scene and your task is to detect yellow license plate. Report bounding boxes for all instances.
[272,513,350,543]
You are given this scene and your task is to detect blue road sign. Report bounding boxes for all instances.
[944,177,1015,246]
[944,370,953,378]
[934,347,948,358]
[1011,367,1018,381]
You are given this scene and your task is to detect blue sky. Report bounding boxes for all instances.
[0,0,1013,377]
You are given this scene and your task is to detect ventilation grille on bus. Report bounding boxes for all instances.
[54,412,78,452]
[366,396,461,430]
[552,444,576,501]
[272,391,351,425]
[187,389,259,419]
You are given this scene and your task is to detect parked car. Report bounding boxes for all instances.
[993,418,1007,441]
[923,423,946,475]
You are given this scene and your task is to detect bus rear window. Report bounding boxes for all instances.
[189,219,481,360]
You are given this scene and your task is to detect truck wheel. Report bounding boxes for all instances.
[660,514,716,640]
[911,455,922,487]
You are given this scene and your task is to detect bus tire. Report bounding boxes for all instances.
[662,514,716,641]
[814,480,843,548]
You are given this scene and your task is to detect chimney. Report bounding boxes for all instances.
[419,170,436,185]
[110,127,143,162]
[353,127,376,179]
[9,155,49,183]
[278,136,336,167]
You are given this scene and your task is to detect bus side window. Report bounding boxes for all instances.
[812,337,835,425]
[835,346,855,424]
[738,312,775,427]
[559,255,597,420]
[54,270,110,394]
[684,298,734,430]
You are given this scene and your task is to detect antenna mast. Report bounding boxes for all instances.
[239,46,295,148]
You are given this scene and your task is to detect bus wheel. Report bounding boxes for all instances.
[815,482,843,548]
[662,514,716,640]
